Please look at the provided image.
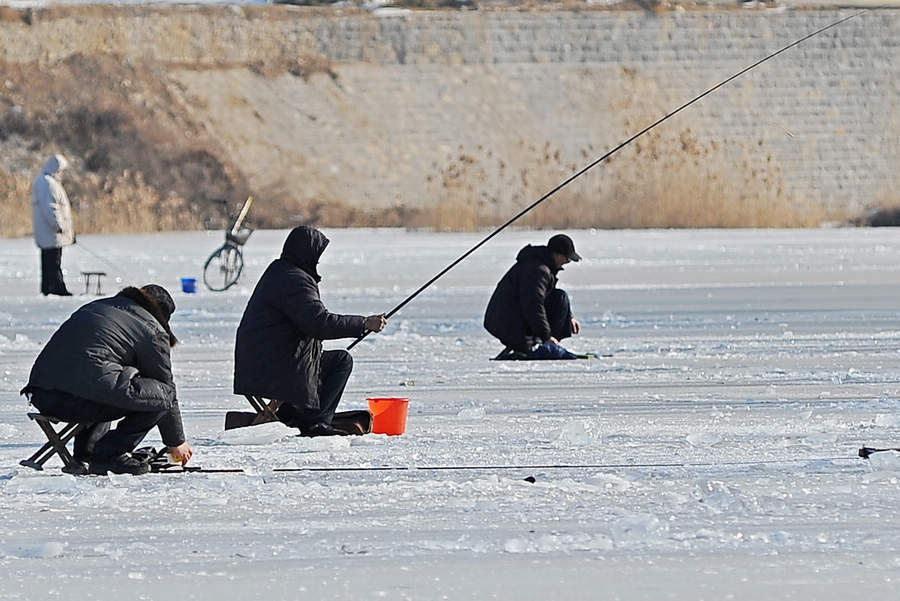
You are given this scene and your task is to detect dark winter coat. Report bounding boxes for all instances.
[484,244,561,352]
[233,226,366,410]
[23,287,184,446]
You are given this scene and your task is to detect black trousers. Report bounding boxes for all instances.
[30,388,168,459]
[499,289,576,353]
[546,288,575,342]
[40,247,69,295]
[281,350,354,428]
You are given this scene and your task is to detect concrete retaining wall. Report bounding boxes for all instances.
[2,6,897,215]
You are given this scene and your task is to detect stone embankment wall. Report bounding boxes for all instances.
[1,6,897,222]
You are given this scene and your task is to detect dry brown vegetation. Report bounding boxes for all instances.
[848,186,900,227]
[409,125,845,231]
[0,167,32,237]
[248,54,338,81]
[0,53,250,236]
[0,20,850,236]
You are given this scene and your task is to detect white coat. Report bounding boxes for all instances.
[32,154,74,249]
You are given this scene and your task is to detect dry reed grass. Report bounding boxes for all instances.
[0,168,207,237]
[74,171,207,233]
[246,128,845,231]
[849,185,900,226]
[0,168,33,237]
[0,53,249,237]
[409,124,845,231]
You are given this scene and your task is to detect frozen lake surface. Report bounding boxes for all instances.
[2,228,900,600]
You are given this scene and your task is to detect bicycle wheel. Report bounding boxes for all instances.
[203,243,244,291]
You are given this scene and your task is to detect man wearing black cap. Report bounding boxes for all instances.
[484,233,582,359]
[21,284,193,475]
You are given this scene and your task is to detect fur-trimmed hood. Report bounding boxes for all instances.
[116,286,178,347]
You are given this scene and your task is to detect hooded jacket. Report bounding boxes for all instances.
[233,226,366,409]
[483,244,561,352]
[23,287,184,446]
[32,154,75,249]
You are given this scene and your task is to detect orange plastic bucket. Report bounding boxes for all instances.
[367,397,409,436]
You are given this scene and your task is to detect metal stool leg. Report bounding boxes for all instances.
[20,413,90,473]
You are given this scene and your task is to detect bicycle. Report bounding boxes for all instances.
[203,196,254,292]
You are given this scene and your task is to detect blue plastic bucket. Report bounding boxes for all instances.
[181,277,197,294]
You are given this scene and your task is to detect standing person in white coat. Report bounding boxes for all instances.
[32,154,75,296]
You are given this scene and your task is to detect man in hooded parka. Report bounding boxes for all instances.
[21,284,193,475]
[234,226,387,437]
[484,233,583,358]
[32,154,75,296]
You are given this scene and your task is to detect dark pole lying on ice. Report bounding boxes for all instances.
[271,457,853,471]
[156,455,854,474]
[346,7,871,351]
[858,446,900,459]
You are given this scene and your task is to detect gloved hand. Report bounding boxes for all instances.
[364,314,387,333]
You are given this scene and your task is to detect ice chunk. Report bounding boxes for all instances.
[21,542,66,559]
[7,474,81,494]
[217,423,294,446]
[293,436,352,453]
[692,480,745,513]
[457,407,486,419]
[553,420,598,447]
[686,432,722,447]
[0,333,40,350]
[874,414,900,427]
[610,514,668,544]
[866,450,900,472]
[503,538,528,553]
[503,533,614,553]
[586,473,632,493]
[803,432,837,444]
[862,471,900,484]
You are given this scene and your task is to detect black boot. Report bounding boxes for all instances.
[331,410,374,435]
[88,453,151,475]
[299,422,349,437]
[493,347,528,360]
[275,403,302,428]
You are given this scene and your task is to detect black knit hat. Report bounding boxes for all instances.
[140,284,176,320]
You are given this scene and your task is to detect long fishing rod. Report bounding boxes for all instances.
[347,7,870,351]
[158,455,856,474]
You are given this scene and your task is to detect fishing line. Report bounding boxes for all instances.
[73,240,128,278]
[347,7,872,350]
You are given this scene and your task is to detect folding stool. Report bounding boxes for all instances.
[20,412,92,474]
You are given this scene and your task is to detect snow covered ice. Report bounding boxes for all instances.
[2,228,900,599]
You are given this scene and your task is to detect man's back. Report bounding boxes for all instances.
[233,227,365,406]
[26,292,175,410]
[233,257,318,399]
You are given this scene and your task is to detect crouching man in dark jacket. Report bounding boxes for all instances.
[234,226,387,437]
[21,285,193,475]
[484,233,582,359]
